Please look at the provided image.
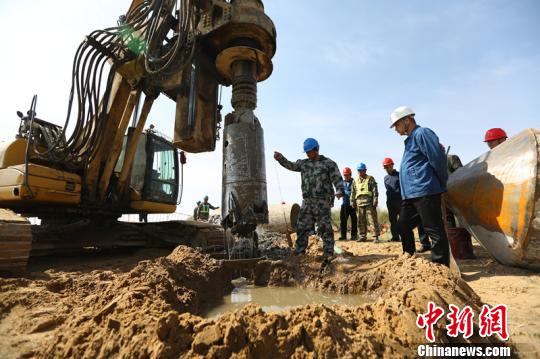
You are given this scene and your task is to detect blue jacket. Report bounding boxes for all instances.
[384,170,401,201]
[399,126,448,199]
[342,179,353,206]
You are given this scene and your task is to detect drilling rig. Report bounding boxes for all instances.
[0,0,276,272]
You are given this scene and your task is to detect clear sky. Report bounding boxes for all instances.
[0,0,538,217]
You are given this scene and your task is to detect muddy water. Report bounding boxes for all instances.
[203,283,372,319]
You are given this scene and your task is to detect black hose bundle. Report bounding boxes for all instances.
[34,0,197,170]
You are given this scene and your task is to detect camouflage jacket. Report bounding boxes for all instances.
[278,155,344,201]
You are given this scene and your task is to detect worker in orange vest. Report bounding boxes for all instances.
[484,128,507,149]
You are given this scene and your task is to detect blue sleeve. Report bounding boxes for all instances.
[417,128,448,188]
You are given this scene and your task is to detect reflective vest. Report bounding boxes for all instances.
[199,204,210,214]
[355,176,373,197]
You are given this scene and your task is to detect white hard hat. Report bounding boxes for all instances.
[390,106,415,128]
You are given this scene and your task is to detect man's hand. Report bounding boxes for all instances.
[352,202,357,209]
[335,191,343,199]
[373,200,378,208]
[274,151,284,161]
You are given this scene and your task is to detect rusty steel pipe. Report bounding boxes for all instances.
[447,128,540,269]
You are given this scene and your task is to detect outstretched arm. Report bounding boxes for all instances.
[274,151,302,172]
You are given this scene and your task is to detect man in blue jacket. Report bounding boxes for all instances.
[389,106,450,266]
[339,167,357,240]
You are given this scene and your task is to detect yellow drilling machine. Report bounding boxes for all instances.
[0,0,276,273]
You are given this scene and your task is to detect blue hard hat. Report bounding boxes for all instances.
[357,163,367,171]
[303,138,319,152]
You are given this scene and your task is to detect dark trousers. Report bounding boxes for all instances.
[417,221,430,249]
[340,204,357,238]
[388,199,429,246]
[398,194,449,266]
[386,199,401,241]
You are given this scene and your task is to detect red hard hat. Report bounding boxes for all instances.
[382,158,394,167]
[343,167,352,175]
[484,128,507,142]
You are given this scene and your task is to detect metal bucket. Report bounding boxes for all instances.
[447,227,474,259]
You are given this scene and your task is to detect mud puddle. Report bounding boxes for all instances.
[203,279,372,318]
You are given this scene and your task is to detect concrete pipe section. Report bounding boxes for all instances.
[261,203,300,234]
[447,128,540,269]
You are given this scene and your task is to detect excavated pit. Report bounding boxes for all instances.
[0,232,513,358]
[202,281,373,319]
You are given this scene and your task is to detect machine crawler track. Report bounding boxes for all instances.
[0,209,32,274]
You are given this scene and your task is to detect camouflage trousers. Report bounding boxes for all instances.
[296,198,334,255]
[356,202,380,240]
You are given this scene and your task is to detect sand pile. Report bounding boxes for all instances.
[42,250,503,357]
[1,238,512,358]
[39,246,231,358]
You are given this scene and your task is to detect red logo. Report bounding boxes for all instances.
[478,304,509,341]
[416,302,445,342]
[446,304,474,339]
[417,302,509,341]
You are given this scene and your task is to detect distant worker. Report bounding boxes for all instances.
[484,128,507,150]
[390,106,449,266]
[138,213,148,223]
[274,138,343,258]
[351,163,380,242]
[198,195,219,221]
[339,167,358,240]
[383,158,402,242]
[383,157,430,250]
[441,144,463,228]
[193,200,202,220]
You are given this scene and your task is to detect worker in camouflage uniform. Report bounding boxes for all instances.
[274,138,344,257]
[351,163,380,242]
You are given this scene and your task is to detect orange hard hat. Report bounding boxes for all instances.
[382,158,394,167]
[484,128,507,142]
[343,167,352,176]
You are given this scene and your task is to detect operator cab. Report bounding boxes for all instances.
[116,126,179,209]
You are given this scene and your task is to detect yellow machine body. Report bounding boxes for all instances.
[0,136,178,215]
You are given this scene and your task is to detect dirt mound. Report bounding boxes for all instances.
[1,238,513,358]
[44,252,502,358]
[176,303,419,358]
[38,246,231,358]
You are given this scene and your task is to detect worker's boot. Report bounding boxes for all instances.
[373,236,380,243]
[417,246,431,253]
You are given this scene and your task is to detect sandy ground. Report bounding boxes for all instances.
[0,231,536,358]
[457,242,540,358]
[338,234,540,358]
